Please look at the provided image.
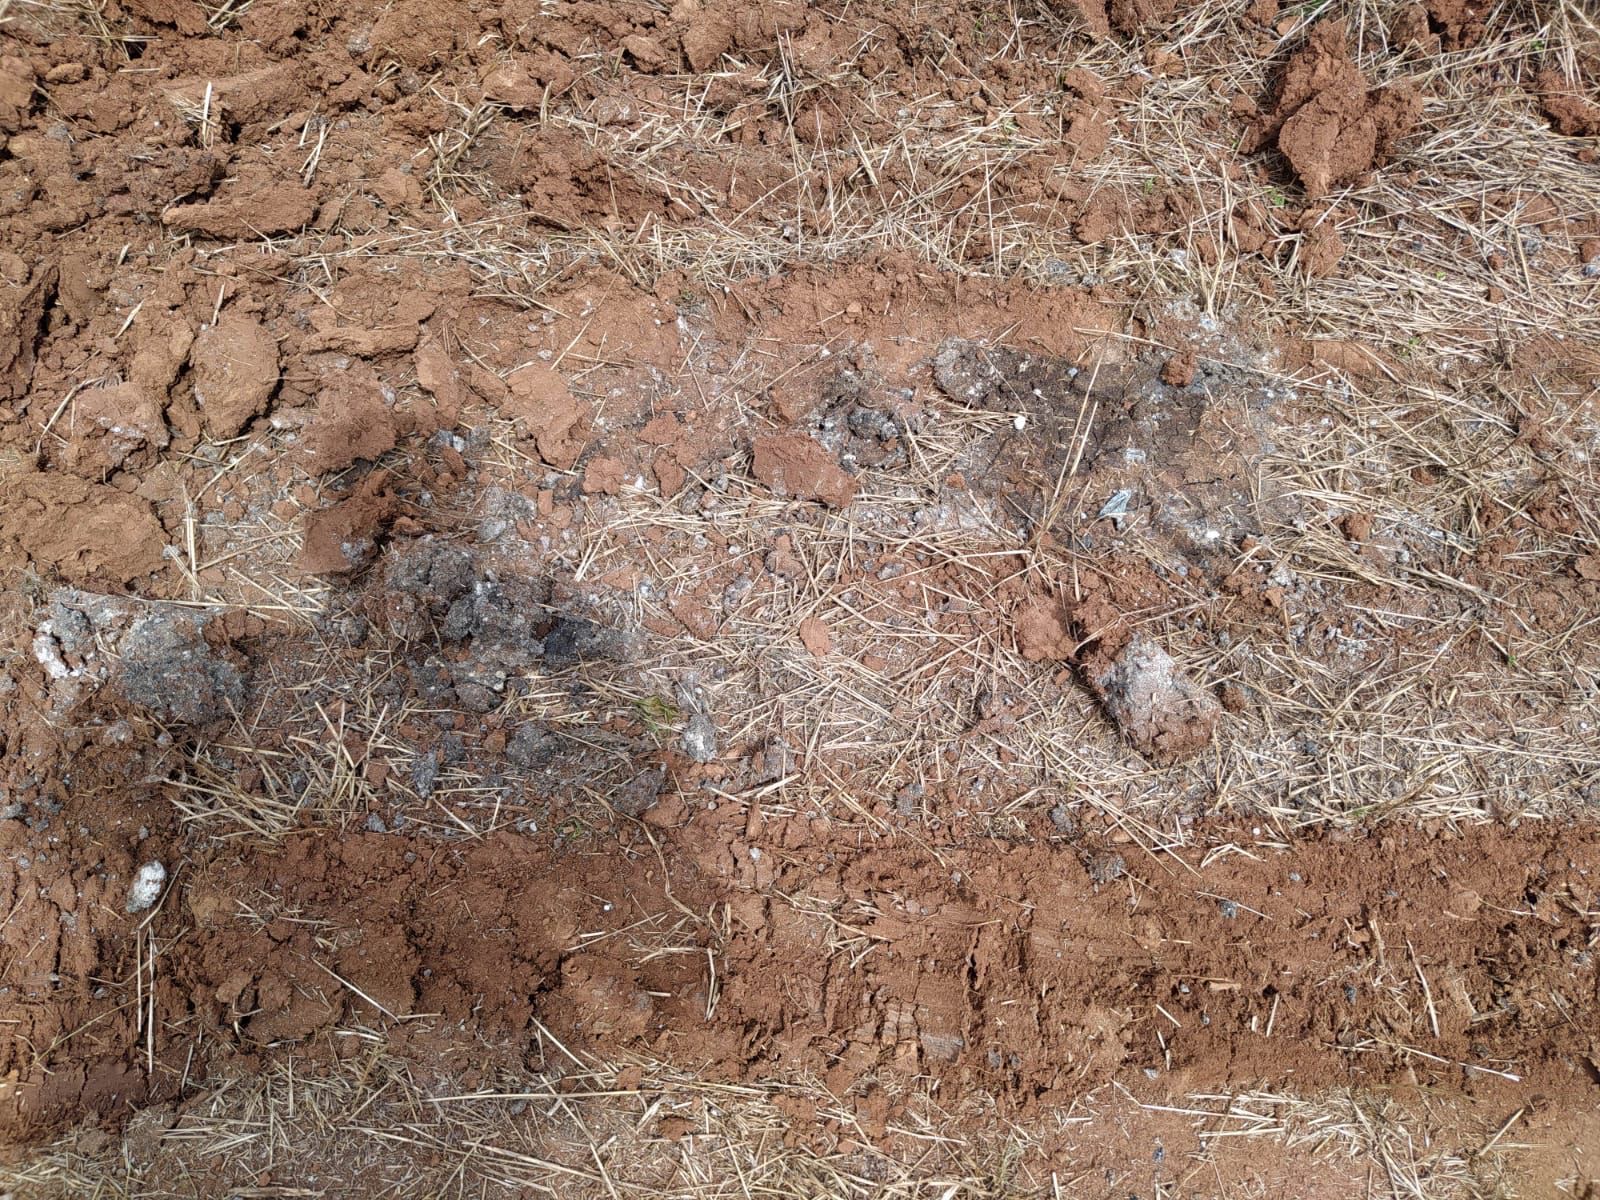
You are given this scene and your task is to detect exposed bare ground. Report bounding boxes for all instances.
[1,0,1598,1195]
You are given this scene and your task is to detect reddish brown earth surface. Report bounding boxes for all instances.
[2,0,1599,1195]
[12,815,1600,1137]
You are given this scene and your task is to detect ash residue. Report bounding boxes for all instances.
[372,537,629,712]
[675,674,717,764]
[117,611,246,725]
[543,615,625,668]
[379,537,496,644]
[933,338,1100,412]
[34,590,245,725]
[932,338,1111,487]
[812,358,920,473]
[507,723,557,768]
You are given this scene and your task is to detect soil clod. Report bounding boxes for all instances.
[751,433,856,508]
[190,314,280,438]
[1249,20,1421,199]
[1087,636,1220,765]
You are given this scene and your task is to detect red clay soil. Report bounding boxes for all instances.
[5,794,1599,1152]
[1,0,1599,1189]
[1244,20,1421,200]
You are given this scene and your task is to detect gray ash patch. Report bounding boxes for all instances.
[379,537,502,644]
[679,713,717,763]
[442,581,543,653]
[386,537,477,599]
[373,537,629,713]
[612,767,665,817]
[1087,852,1126,884]
[675,673,718,764]
[507,723,557,769]
[933,334,1292,584]
[34,590,245,726]
[933,336,1222,484]
[813,360,920,472]
[542,615,626,668]
[115,611,245,726]
[932,337,1107,487]
[933,338,1099,413]
[333,539,660,831]
[411,748,440,798]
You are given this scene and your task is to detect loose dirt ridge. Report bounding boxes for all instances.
[1,0,1599,1196]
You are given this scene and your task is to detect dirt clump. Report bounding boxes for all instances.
[413,335,467,424]
[481,61,555,111]
[1085,635,1220,764]
[1054,0,1179,38]
[504,363,587,469]
[189,314,280,438]
[297,472,398,574]
[751,432,856,507]
[1158,350,1196,387]
[581,454,627,495]
[64,382,170,472]
[1535,69,1600,137]
[1250,20,1421,198]
[1298,213,1347,277]
[681,8,735,72]
[160,178,317,239]
[1414,0,1489,49]
[1013,597,1073,662]
[797,615,832,657]
[0,53,30,126]
[1,471,166,587]
[1339,511,1376,542]
[298,366,399,474]
[0,261,55,405]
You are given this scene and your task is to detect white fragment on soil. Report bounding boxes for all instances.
[676,674,718,763]
[32,622,73,680]
[1099,489,1133,520]
[126,861,167,914]
[1098,489,1134,530]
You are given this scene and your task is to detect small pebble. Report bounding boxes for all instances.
[126,862,167,914]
